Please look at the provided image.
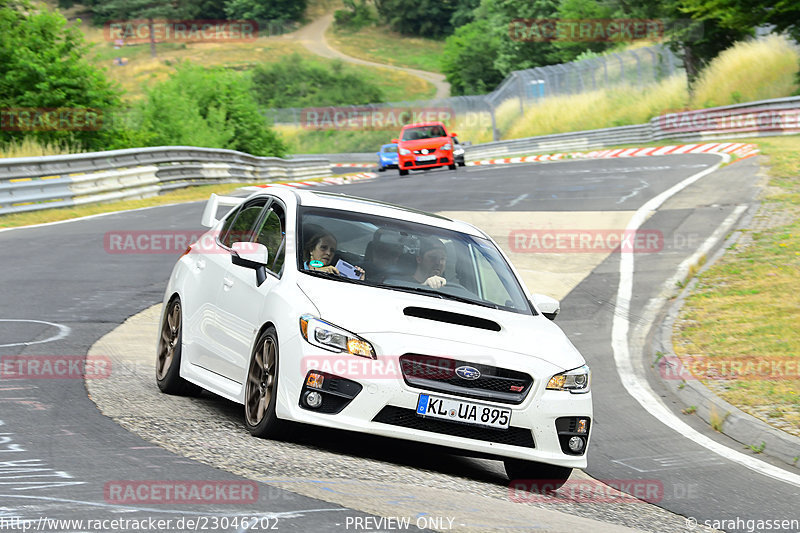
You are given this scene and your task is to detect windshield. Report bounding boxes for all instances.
[298,207,532,315]
[401,125,447,141]
[382,145,398,153]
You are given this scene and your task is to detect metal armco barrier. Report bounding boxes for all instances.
[2,97,798,215]
[0,146,330,215]
[465,96,800,160]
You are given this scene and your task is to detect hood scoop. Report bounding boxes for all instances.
[403,307,501,331]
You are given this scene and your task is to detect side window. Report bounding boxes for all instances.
[221,203,265,248]
[255,204,286,275]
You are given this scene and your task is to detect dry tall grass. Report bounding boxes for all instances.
[691,35,800,108]
[0,138,81,158]
[504,74,688,139]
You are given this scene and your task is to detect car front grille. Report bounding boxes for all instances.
[373,406,535,448]
[399,354,533,405]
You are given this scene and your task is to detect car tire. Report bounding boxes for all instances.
[156,296,201,396]
[378,166,385,172]
[503,459,572,491]
[449,163,457,170]
[244,327,287,439]
[458,162,466,167]
[399,169,409,176]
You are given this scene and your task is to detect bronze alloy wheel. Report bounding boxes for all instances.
[156,299,181,381]
[155,297,199,395]
[245,333,277,427]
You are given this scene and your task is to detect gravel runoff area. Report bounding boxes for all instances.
[86,305,720,533]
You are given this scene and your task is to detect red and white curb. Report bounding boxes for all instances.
[240,172,378,192]
[332,163,374,168]
[466,142,760,166]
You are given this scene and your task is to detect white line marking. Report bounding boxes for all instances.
[611,154,800,488]
[0,320,71,348]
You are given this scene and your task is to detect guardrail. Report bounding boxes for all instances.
[2,96,798,214]
[465,96,800,160]
[0,146,330,215]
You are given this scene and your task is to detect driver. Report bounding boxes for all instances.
[413,237,447,289]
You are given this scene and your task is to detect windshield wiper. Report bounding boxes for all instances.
[382,284,498,310]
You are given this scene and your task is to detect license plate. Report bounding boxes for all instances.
[416,155,436,162]
[416,394,511,429]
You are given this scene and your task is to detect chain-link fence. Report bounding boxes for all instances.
[264,45,681,141]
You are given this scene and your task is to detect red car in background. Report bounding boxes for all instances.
[393,121,458,176]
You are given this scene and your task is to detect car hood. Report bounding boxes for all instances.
[296,274,584,371]
[399,138,450,150]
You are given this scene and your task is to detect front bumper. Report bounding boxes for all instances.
[276,333,592,468]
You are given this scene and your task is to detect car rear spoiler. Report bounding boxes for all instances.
[201,194,245,228]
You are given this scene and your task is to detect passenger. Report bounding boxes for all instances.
[413,237,447,289]
[303,226,364,279]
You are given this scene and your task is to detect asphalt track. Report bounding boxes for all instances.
[0,155,798,532]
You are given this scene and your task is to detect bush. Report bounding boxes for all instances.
[251,55,385,108]
[118,64,285,157]
[334,0,376,31]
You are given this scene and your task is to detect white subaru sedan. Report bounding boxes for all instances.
[156,186,592,486]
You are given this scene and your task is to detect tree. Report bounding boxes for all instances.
[374,0,463,38]
[441,19,504,95]
[224,0,307,26]
[0,0,122,150]
[680,0,800,42]
[125,64,286,157]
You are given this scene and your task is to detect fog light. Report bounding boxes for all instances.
[568,436,585,453]
[576,418,588,434]
[305,391,322,409]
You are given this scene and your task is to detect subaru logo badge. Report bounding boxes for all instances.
[455,366,481,380]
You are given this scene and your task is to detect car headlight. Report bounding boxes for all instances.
[453,147,464,155]
[547,364,590,393]
[399,148,411,155]
[299,315,376,359]
[441,143,452,151]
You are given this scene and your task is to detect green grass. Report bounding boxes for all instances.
[81,26,434,103]
[326,24,445,73]
[674,135,800,436]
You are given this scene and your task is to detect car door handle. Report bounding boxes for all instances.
[223,277,234,289]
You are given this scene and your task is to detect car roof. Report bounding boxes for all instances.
[291,189,485,237]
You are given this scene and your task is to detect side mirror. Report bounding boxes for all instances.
[391,138,399,143]
[531,293,560,320]
[450,132,458,137]
[231,242,269,286]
